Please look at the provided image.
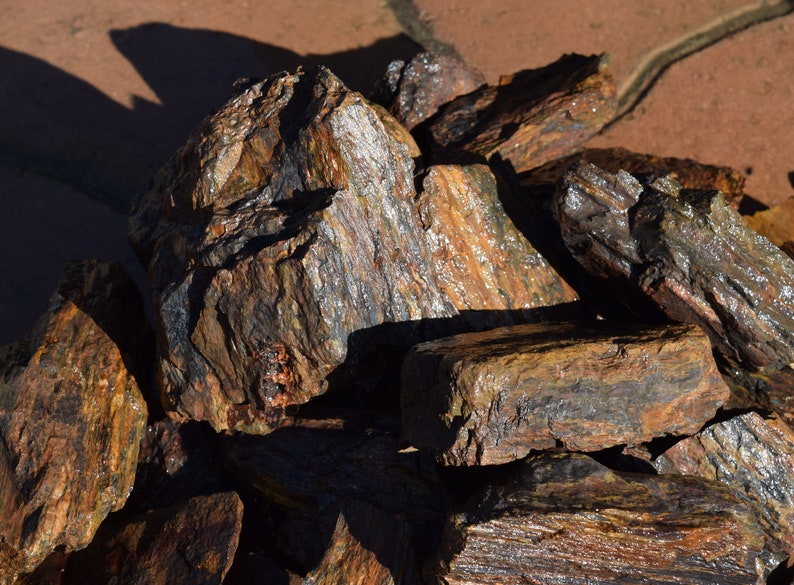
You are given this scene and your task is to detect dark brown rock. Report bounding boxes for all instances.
[129,66,576,434]
[63,492,243,585]
[0,260,148,582]
[371,51,485,130]
[417,53,616,172]
[221,417,448,569]
[401,321,729,465]
[654,411,794,570]
[431,453,770,585]
[555,161,794,371]
[303,500,421,585]
[523,147,748,208]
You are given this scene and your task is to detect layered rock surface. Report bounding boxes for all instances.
[0,260,148,582]
[431,453,771,584]
[555,161,794,371]
[129,65,576,434]
[655,412,794,570]
[401,321,729,465]
[416,53,617,172]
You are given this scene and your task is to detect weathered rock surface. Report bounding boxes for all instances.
[129,65,576,434]
[655,411,794,569]
[523,147,748,207]
[0,260,148,582]
[555,161,794,371]
[416,53,616,172]
[431,453,771,584]
[401,321,729,465]
[63,491,243,585]
[221,417,447,569]
[303,499,421,585]
[371,51,485,130]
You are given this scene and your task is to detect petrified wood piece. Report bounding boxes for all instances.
[417,53,616,172]
[522,147,747,207]
[129,66,576,434]
[401,321,728,465]
[431,453,770,584]
[0,260,148,582]
[654,411,794,569]
[555,162,794,371]
[303,500,421,585]
[372,51,485,130]
[63,492,243,585]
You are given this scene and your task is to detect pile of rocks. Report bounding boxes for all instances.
[2,51,794,584]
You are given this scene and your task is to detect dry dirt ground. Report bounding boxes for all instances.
[1,0,792,343]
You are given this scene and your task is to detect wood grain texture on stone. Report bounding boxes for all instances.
[431,453,770,585]
[303,500,421,585]
[416,53,616,173]
[62,492,243,585]
[0,260,148,582]
[654,411,794,570]
[129,65,576,434]
[401,321,729,466]
[371,51,485,130]
[555,161,794,371]
[523,147,748,208]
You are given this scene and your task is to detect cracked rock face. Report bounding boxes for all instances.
[555,161,794,371]
[0,260,148,582]
[130,66,576,434]
[400,321,729,465]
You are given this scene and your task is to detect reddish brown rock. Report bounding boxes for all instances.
[303,500,421,585]
[401,321,729,466]
[555,161,794,371]
[654,411,794,570]
[129,66,576,434]
[417,53,617,172]
[745,197,794,246]
[431,453,771,584]
[0,260,148,583]
[371,51,485,130]
[63,492,243,585]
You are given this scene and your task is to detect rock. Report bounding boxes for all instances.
[416,53,617,173]
[221,416,448,569]
[62,492,243,585]
[371,51,485,130]
[0,260,148,582]
[745,197,794,246]
[303,500,421,585]
[654,411,794,570]
[401,321,729,466]
[129,65,576,434]
[430,453,770,585]
[522,147,748,208]
[555,161,794,371]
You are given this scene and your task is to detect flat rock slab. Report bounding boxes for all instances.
[63,491,243,585]
[0,260,148,582]
[303,500,421,585]
[555,161,794,371]
[401,321,728,466]
[416,53,616,173]
[655,411,794,570]
[130,65,576,434]
[431,453,770,585]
